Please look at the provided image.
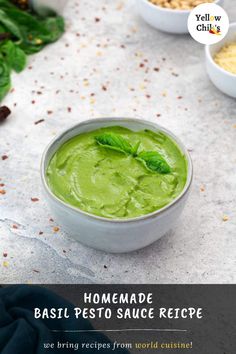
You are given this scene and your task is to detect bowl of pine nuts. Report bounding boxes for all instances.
[205,22,236,98]
[136,0,224,34]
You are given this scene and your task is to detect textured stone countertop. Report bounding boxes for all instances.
[0,0,235,284]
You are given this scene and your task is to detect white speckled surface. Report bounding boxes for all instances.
[0,0,235,284]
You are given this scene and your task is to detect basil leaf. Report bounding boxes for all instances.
[95,133,133,155]
[0,2,64,102]
[0,9,23,40]
[0,59,11,101]
[136,151,171,174]
[0,8,65,54]
[132,141,141,157]
[95,132,171,174]
[1,40,26,72]
[13,45,26,72]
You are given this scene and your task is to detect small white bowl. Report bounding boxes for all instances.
[31,0,68,15]
[205,22,236,98]
[41,118,193,253]
[136,0,223,34]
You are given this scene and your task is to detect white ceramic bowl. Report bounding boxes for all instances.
[31,0,68,15]
[41,118,193,253]
[136,0,223,34]
[205,22,236,98]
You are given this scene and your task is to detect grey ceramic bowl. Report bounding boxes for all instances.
[41,118,193,253]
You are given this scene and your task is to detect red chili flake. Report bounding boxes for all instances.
[39,231,43,235]
[156,114,161,117]
[177,96,183,99]
[0,106,11,122]
[47,110,53,115]
[102,85,107,91]
[146,94,151,99]
[154,67,160,72]
[28,66,33,70]
[120,44,126,48]
[0,190,6,195]
[3,252,7,258]
[139,63,145,68]
[67,107,71,113]
[1,155,8,160]
[31,100,35,104]
[34,119,45,125]
[12,224,18,229]
[0,183,4,187]
[95,17,101,22]
[31,197,39,202]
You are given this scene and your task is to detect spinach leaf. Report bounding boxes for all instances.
[136,151,171,174]
[95,133,133,155]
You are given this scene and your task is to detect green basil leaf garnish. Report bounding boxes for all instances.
[136,151,171,174]
[95,132,171,174]
[95,133,133,155]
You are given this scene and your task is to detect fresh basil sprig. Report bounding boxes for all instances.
[95,132,171,174]
[0,0,64,102]
[0,40,27,101]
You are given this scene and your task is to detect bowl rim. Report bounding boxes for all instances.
[139,0,222,14]
[205,22,236,78]
[41,117,193,224]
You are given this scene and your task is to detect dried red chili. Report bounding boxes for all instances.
[0,106,11,122]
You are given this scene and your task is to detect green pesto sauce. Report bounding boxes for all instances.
[46,126,188,219]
